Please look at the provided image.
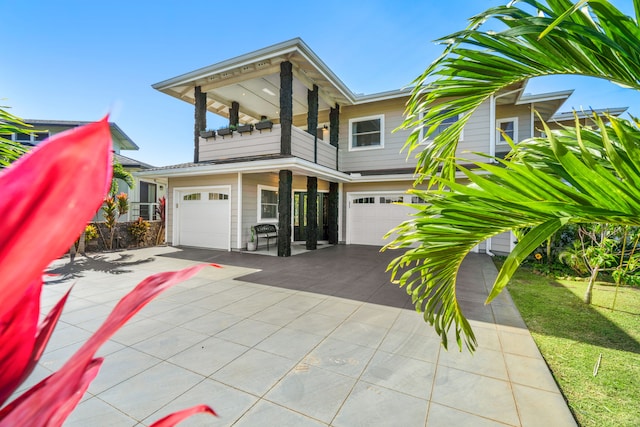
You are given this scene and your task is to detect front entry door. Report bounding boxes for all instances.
[294,192,329,241]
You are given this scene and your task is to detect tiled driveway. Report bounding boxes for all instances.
[28,245,576,426]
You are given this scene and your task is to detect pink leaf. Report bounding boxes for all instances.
[0,358,103,427]
[0,264,218,425]
[68,264,215,369]
[149,405,217,427]
[0,281,40,406]
[1,287,73,407]
[0,118,112,317]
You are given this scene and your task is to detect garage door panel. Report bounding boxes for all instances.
[349,194,414,246]
[177,190,230,250]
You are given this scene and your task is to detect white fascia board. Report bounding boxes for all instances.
[353,88,413,104]
[516,89,574,105]
[137,157,352,183]
[348,173,416,183]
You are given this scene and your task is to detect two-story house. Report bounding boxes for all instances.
[2,119,167,221]
[138,38,625,256]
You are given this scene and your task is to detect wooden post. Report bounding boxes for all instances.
[306,177,318,250]
[330,103,340,169]
[278,170,292,257]
[229,101,239,127]
[280,61,293,155]
[328,182,339,244]
[308,85,319,163]
[194,86,207,163]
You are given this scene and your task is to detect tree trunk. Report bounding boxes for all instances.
[584,266,599,304]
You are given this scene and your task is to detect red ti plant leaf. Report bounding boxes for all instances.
[0,282,71,407]
[0,264,219,426]
[0,118,113,316]
[0,281,40,406]
[149,405,217,427]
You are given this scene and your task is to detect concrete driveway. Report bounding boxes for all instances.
[27,245,575,426]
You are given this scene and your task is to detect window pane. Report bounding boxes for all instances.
[183,193,201,201]
[34,132,49,142]
[499,121,515,142]
[353,119,380,134]
[429,110,458,139]
[351,118,381,148]
[262,204,277,219]
[15,132,31,142]
[261,189,278,203]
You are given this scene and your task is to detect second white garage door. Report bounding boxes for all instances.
[175,188,230,250]
[347,193,415,246]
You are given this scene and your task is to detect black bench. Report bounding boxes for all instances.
[252,224,278,250]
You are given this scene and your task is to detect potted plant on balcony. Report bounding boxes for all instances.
[199,129,216,139]
[237,123,254,134]
[255,119,273,132]
[247,227,257,251]
[217,125,235,138]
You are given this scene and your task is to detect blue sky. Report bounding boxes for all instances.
[2,0,639,166]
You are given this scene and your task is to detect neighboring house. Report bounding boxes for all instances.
[1,119,167,222]
[138,38,626,256]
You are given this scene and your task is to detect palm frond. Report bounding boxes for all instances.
[402,0,640,183]
[387,115,640,350]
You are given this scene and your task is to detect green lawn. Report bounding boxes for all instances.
[503,265,640,427]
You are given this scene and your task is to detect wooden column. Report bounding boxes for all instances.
[280,61,293,155]
[306,177,318,250]
[328,182,339,244]
[330,103,340,170]
[278,170,292,257]
[229,101,239,127]
[194,86,207,163]
[308,85,319,163]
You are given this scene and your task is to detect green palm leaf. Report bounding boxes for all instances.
[388,115,640,351]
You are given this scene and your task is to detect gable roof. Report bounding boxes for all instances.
[25,119,139,150]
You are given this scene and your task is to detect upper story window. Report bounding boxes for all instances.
[423,110,463,141]
[349,115,384,151]
[258,185,278,222]
[496,117,518,145]
[2,131,49,145]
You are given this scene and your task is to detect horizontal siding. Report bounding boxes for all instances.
[456,100,491,163]
[290,127,337,168]
[491,231,513,255]
[338,98,411,172]
[199,127,280,161]
[168,174,238,248]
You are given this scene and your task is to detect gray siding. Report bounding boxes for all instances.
[168,174,238,248]
[290,127,337,168]
[338,98,412,172]
[491,231,513,255]
[456,100,491,163]
[199,127,280,162]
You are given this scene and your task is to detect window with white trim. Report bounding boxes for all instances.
[2,131,49,145]
[258,185,278,222]
[496,117,518,145]
[422,110,463,141]
[349,115,384,150]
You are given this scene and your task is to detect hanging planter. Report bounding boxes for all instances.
[217,127,233,137]
[237,124,254,134]
[199,130,216,139]
[255,120,273,132]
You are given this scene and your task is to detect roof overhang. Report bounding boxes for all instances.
[152,38,359,124]
[136,156,353,183]
[26,119,138,150]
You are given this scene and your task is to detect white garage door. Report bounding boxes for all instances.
[348,194,415,246]
[176,189,230,250]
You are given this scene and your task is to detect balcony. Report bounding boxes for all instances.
[198,124,337,169]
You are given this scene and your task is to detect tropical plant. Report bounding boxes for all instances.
[129,217,151,246]
[0,105,29,168]
[111,159,134,194]
[102,192,129,250]
[387,0,640,351]
[0,117,217,425]
[155,196,166,245]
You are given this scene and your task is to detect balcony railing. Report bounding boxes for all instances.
[130,202,160,221]
[199,124,337,169]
